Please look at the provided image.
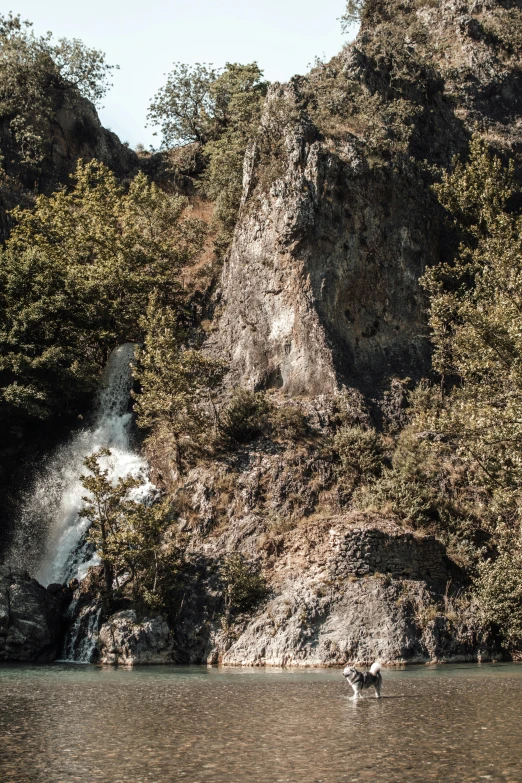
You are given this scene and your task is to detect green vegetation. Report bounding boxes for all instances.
[0,160,205,425]
[148,62,268,247]
[2,7,522,653]
[340,0,365,30]
[331,425,383,496]
[0,13,116,171]
[219,388,272,444]
[217,389,310,446]
[133,298,226,475]
[220,553,267,617]
[80,448,182,613]
[343,138,522,651]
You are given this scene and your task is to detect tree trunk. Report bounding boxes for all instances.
[100,520,113,609]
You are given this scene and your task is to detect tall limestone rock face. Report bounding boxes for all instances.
[212,0,522,396]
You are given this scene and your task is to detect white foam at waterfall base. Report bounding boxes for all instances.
[8,343,154,586]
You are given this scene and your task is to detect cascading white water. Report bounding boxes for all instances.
[8,343,153,586]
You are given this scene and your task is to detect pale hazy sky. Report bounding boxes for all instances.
[10,0,356,148]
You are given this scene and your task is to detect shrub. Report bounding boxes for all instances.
[219,388,272,444]
[220,553,267,615]
[475,548,522,652]
[269,405,309,441]
[330,425,383,497]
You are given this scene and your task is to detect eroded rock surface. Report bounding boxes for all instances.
[167,512,490,667]
[0,567,65,661]
[211,0,522,396]
[98,610,176,665]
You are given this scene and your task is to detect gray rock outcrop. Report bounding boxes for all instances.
[0,567,65,661]
[211,0,522,397]
[169,512,490,667]
[98,610,176,665]
[213,104,433,395]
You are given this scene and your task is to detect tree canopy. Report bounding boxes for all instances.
[148,62,268,246]
[423,136,522,512]
[340,0,365,31]
[148,61,267,149]
[0,160,206,423]
[80,448,179,611]
[133,297,226,477]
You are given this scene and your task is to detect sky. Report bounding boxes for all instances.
[10,0,356,149]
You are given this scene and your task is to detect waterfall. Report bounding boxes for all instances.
[8,343,153,586]
[60,605,102,664]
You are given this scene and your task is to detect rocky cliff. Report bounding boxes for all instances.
[2,0,521,666]
[0,81,138,241]
[211,0,522,397]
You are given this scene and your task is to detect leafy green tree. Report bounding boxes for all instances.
[203,64,268,240]
[422,137,522,511]
[0,160,205,423]
[80,448,179,611]
[0,246,100,420]
[340,0,365,31]
[147,63,220,147]
[475,547,522,651]
[80,448,141,602]
[148,62,268,244]
[52,37,118,107]
[148,61,266,148]
[133,297,226,475]
[390,136,522,649]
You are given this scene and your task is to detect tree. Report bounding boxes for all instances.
[80,448,142,603]
[148,62,268,245]
[133,297,227,476]
[147,63,220,147]
[340,0,366,31]
[422,136,522,511]
[80,448,179,611]
[0,13,116,170]
[202,64,268,241]
[0,160,206,423]
[475,547,522,650]
[53,37,118,107]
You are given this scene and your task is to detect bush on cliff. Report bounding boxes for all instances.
[219,388,273,444]
[220,553,267,618]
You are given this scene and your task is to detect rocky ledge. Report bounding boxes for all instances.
[0,515,495,666]
[189,515,491,667]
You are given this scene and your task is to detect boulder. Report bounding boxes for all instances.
[98,610,176,665]
[0,566,63,661]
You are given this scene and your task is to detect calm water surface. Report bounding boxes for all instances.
[1,662,521,782]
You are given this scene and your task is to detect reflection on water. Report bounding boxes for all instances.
[1,663,522,782]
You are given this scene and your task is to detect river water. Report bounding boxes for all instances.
[1,663,521,783]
